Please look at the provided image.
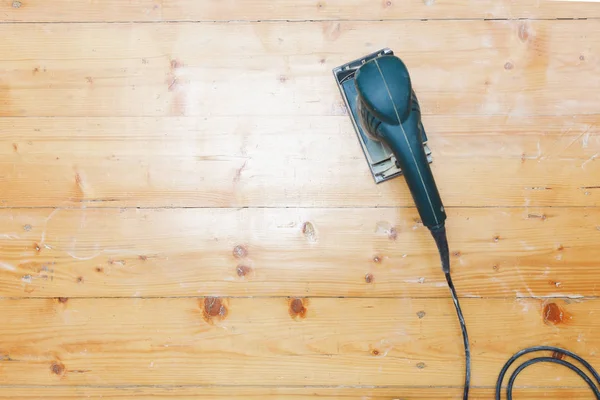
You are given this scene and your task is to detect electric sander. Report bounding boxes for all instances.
[333,49,600,399]
[333,48,447,252]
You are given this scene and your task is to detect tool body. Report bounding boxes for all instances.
[334,48,466,395]
[334,49,443,231]
[354,54,445,230]
[333,49,432,184]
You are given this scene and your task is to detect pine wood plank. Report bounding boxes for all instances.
[0,386,595,399]
[0,20,597,118]
[1,116,599,208]
[0,3,597,400]
[0,297,598,387]
[2,0,600,22]
[1,207,599,298]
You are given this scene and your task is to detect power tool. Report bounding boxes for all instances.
[333,49,600,399]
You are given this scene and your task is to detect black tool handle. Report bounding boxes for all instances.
[355,55,446,229]
[379,121,445,229]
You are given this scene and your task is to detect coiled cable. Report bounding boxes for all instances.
[430,225,600,399]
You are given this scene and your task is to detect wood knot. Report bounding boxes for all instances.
[371,349,380,356]
[388,226,398,240]
[202,297,228,323]
[493,236,500,242]
[57,297,68,304]
[289,298,307,320]
[76,276,84,284]
[139,255,148,261]
[232,245,248,259]
[373,255,382,263]
[543,302,570,325]
[518,22,530,43]
[549,280,562,288]
[365,273,374,284]
[170,59,184,69]
[552,350,566,360]
[416,311,426,319]
[580,55,585,61]
[302,221,317,242]
[504,62,513,70]
[12,1,21,8]
[95,266,104,273]
[236,265,252,277]
[416,362,426,369]
[452,251,461,257]
[50,361,65,376]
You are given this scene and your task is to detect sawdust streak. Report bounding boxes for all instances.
[581,153,598,170]
[0,262,16,271]
[66,249,102,261]
[39,208,61,247]
[515,265,535,297]
[560,125,594,155]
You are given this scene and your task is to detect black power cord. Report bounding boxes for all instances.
[445,270,471,399]
[496,347,600,399]
[430,225,600,400]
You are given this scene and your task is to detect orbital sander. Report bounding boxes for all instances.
[333,49,600,399]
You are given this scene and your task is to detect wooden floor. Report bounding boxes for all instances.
[1,1,600,399]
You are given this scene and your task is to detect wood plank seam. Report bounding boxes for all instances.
[0,17,595,23]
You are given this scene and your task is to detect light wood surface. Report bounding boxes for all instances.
[1,116,599,207]
[1,1,600,399]
[0,207,599,298]
[2,0,600,22]
[0,387,597,399]
[1,21,598,118]
[0,297,598,387]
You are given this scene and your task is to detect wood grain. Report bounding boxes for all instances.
[0,207,599,298]
[0,20,598,118]
[1,116,599,208]
[2,0,600,22]
[2,1,600,398]
[0,297,598,387]
[0,297,600,387]
[0,387,596,399]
